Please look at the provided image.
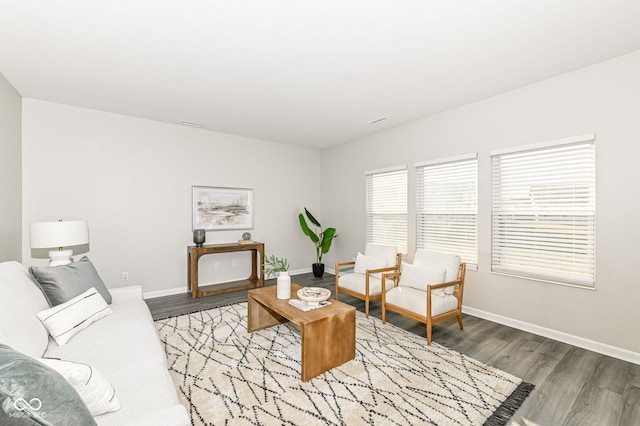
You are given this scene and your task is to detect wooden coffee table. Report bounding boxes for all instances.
[247,283,356,382]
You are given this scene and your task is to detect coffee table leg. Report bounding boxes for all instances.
[247,294,288,332]
[301,309,356,382]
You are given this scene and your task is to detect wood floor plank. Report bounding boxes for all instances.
[145,272,639,425]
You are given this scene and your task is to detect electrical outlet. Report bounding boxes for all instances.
[232,260,238,268]
[121,272,129,281]
[214,262,220,270]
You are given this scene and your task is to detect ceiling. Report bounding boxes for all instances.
[2,1,640,149]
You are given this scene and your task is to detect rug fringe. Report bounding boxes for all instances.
[483,382,535,426]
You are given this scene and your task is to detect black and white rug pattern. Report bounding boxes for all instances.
[155,302,533,425]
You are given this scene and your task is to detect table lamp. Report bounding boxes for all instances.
[29,220,90,266]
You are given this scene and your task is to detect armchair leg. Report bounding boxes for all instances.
[457,313,464,329]
[365,297,369,317]
[426,324,432,346]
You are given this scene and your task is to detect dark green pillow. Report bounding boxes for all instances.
[29,256,112,306]
[0,344,97,425]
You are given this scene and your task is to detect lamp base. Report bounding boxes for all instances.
[48,249,73,266]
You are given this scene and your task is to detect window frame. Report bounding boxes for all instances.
[365,165,408,254]
[415,153,478,268]
[490,133,596,288]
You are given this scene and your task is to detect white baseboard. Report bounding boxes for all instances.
[142,268,335,300]
[144,278,638,365]
[463,306,640,366]
[143,286,187,299]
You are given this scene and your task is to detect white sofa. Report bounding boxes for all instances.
[0,261,189,426]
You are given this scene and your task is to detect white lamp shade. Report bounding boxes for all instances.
[30,220,90,249]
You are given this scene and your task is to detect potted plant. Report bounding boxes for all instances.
[298,207,337,277]
[263,254,289,277]
[264,254,291,299]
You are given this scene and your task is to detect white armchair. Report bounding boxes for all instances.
[381,249,466,345]
[335,243,401,317]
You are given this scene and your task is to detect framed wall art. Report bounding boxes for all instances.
[192,186,254,231]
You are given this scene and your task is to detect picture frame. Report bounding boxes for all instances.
[192,186,254,231]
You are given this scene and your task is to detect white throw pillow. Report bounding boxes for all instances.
[36,287,113,346]
[400,262,446,292]
[354,252,387,274]
[38,358,121,416]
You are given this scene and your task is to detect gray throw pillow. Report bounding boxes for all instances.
[29,256,112,306]
[0,343,97,426]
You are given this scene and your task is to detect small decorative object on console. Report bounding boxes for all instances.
[193,229,206,247]
[239,231,253,244]
[297,287,331,305]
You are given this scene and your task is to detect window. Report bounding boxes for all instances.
[365,166,408,254]
[491,134,596,287]
[416,154,478,266]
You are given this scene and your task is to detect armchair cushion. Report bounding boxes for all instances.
[386,286,459,318]
[412,250,461,282]
[364,243,398,268]
[338,273,383,296]
[353,252,387,275]
[399,262,446,291]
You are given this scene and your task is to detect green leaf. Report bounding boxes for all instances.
[304,207,321,227]
[299,214,319,243]
[320,228,337,254]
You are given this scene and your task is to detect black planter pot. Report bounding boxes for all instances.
[312,263,325,278]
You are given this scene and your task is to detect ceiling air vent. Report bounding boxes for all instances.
[179,120,204,128]
[369,117,389,125]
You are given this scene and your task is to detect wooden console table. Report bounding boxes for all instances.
[187,242,264,298]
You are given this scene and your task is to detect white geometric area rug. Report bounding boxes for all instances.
[155,302,533,426]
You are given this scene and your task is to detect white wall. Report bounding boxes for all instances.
[0,73,22,262]
[322,50,640,356]
[21,100,322,294]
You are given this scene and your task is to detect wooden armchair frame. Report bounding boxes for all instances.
[335,252,402,317]
[381,262,466,345]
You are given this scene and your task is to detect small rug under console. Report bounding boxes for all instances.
[155,302,533,425]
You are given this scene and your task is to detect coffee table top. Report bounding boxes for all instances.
[248,283,355,326]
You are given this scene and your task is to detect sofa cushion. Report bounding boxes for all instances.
[0,261,50,358]
[0,343,96,425]
[38,358,120,416]
[44,286,188,426]
[29,256,112,306]
[37,287,113,346]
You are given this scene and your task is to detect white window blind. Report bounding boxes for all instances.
[491,134,596,287]
[365,166,407,254]
[416,154,478,265]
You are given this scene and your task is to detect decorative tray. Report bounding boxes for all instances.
[296,287,331,305]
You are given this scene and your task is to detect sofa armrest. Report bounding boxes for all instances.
[108,285,143,299]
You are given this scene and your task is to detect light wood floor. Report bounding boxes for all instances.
[146,272,640,426]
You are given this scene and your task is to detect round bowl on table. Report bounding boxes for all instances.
[297,287,331,306]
